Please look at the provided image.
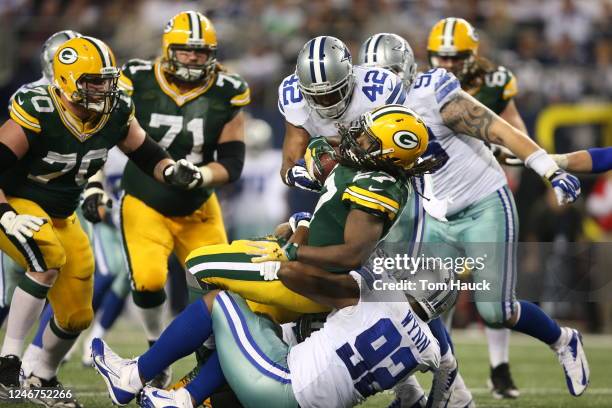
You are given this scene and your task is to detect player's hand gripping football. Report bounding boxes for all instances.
[0,204,46,244]
[247,241,299,263]
[163,159,203,190]
[285,159,322,192]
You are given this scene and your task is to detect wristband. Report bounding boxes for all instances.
[524,149,559,178]
[550,154,569,170]
[297,220,310,229]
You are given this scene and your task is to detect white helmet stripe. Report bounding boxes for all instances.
[371,104,415,121]
[84,36,112,68]
[442,18,456,48]
[188,11,201,40]
[312,36,324,82]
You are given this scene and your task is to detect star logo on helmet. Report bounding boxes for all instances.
[341,46,351,62]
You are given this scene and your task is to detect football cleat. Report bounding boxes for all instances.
[0,355,21,399]
[139,386,194,408]
[387,375,426,407]
[23,374,83,408]
[448,372,475,408]
[487,362,519,399]
[426,351,458,408]
[91,338,141,405]
[554,327,589,396]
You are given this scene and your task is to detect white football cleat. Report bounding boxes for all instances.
[426,350,458,408]
[448,372,475,408]
[91,338,141,405]
[554,327,589,396]
[139,386,194,408]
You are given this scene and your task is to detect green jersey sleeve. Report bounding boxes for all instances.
[8,87,45,145]
[119,59,154,96]
[216,72,250,118]
[478,66,518,114]
[342,170,404,222]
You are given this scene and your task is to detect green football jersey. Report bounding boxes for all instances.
[308,165,409,273]
[471,66,517,114]
[5,85,133,218]
[119,59,250,216]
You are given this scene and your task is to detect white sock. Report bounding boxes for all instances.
[33,320,79,380]
[486,327,510,368]
[1,286,47,357]
[551,327,570,351]
[127,359,144,391]
[137,304,165,343]
[22,344,44,377]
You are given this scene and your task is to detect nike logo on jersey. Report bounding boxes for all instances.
[368,186,383,192]
[16,96,23,105]
[151,390,173,400]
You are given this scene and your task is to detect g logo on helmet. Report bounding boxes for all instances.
[58,47,78,65]
[393,130,420,150]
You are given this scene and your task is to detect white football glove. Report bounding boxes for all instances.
[163,159,203,189]
[259,261,281,281]
[0,209,45,244]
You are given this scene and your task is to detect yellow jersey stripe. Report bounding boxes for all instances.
[11,101,40,127]
[118,75,134,94]
[347,186,399,209]
[502,76,518,100]
[342,192,397,220]
[230,89,251,106]
[9,109,41,132]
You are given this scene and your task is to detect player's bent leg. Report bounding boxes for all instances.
[186,241,330,320]
[212,291,298,408]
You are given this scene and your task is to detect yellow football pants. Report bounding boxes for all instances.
[121,194,227,292]
[186,241,330,324]
[0,197,94,332]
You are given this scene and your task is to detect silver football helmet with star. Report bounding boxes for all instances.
[358,33,417,88]
[295,36,355,119]
[40,30,81,82]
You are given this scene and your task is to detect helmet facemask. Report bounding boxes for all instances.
[166,44,216,83]
[73,69,120,114]
[428,50,475,81]
[299,72,355,119]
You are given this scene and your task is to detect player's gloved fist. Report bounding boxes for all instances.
[247,241,299,263]
[259,261,281,281]
[81,182,111,224]
[0,203,45,244]
[163,159,203,190]
[289,211,312,232]
[547,169,581,205]
[285,159,322,192]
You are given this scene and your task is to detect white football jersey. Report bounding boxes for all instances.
[287,271,440,408]
[278,65,407,138]
[404,68,507,217]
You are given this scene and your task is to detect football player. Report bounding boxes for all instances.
[425,17,527,398]
[280,36,468,407]
[360,23,587,399]
[116,11,249,387]
[92,105,448,408]
[0,35,203,405]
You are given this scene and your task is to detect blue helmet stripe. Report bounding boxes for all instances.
[372,34,384,63]
[319,36,327,81]
[308,39,316,82]
[363,37,373,63]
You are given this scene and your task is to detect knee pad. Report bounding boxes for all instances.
[56,306,94,333]
[475,302,506,328]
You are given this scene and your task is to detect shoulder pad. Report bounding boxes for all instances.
[215,72,250,107]
[8,86,52,133]
[114,90,135,126]
[277,74,308,125]
[120,59,153,96]
[355,66,406,105]
[409,68,461,108]
[342,170,403,220]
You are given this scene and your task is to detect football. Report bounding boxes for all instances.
[313,147,340,183]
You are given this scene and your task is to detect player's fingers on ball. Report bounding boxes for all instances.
[24,221,41,231]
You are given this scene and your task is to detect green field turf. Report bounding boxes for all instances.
[1,323,611,407]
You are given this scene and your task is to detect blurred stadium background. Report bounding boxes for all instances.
[0,0,611,406]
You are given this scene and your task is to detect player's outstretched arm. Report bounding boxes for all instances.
[199,110,246,187]
[278,261,359,309]
[552,147,612,173]
[118,118,203,189]
[441,91,581,204]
